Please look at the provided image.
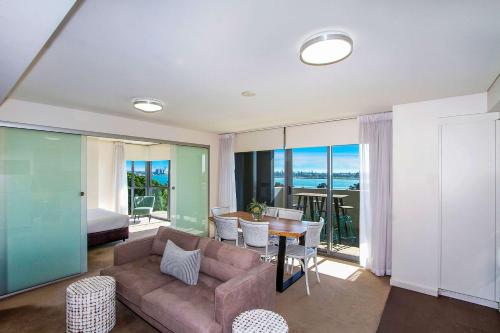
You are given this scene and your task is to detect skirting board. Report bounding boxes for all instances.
[390,278,438,297]
[439,289,499,310]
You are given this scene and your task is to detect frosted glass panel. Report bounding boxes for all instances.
[172,146,208,236]
[0,128,84,295]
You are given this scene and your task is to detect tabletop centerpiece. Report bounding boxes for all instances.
[247,199,267,221]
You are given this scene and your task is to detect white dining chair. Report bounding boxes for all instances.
[214,216,243,247]
[277,208,303,221]
[286,218,324,295]
[211,206,230,217]
[239,218,278,262]
[264,206,278,217]
[273,208,303,247]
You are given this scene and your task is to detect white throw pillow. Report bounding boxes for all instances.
[160,240,201,285]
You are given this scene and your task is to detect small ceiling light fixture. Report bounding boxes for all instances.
[132,98,164,113]
[241,90,256,97]
[300,31,353,65]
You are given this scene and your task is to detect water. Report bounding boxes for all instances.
[274,177,359,189]
[152,174,356,189]
[151,174,169,186]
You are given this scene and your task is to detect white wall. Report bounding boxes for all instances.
[86,138,114,210]
[391,93,488,296]
[0,0,77,102]
[0,99,219,210]
[86,138,100,208]
[97,141,114,210]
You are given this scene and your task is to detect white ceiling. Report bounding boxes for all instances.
[11,0,500,133]
[0,0,76,103]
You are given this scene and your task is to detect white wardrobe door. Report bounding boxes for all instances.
[440,117,496,301]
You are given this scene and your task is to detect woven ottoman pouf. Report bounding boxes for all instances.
[232,309,288,333]
[66,276,116,333]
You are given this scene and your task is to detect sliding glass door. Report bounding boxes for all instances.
[0,127,85,296]
[235,144,360,261]
[330,145,360,259]
[170,146,209,236]
[273,149,286,208]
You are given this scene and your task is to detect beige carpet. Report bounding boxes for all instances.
[0,237,389,333]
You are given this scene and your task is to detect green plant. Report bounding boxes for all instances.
[247,198,267,221]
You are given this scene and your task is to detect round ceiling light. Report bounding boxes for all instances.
[300,31,353,65]
[132,98,164,113]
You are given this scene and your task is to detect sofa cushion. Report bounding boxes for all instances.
[152,226,200,256]
[197,238,261,282]
[101,255,175,306]
[160,240,201,285]
[141,273,223,333]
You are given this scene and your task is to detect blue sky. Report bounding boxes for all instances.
[126,160,168,172]
[274,145,359,173]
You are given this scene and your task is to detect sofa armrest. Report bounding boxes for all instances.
[113,235,155,266]
[215,262,276,333]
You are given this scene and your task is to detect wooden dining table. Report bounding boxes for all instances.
[212,211,308,292]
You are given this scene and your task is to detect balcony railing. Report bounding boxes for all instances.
[274,186,360,258]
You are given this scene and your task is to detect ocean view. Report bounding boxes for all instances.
[152,174,169,185]
[274,177,359,190]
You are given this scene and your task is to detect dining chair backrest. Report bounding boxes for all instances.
[211,206,230,217]
[239,218,269,248]
[278,208,303,221]
[264,207,278,217]
[214,216,239,241]
[305,217,325,248]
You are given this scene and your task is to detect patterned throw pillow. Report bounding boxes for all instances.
[160,240,201,285]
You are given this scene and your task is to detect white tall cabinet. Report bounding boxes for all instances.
[439,112,500,308]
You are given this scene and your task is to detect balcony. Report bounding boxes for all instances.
[274,186,360,260]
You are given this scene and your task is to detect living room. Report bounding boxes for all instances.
[1,1,500,332]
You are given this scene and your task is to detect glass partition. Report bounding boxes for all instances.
[171,146,209,236]
[0,127,84,295]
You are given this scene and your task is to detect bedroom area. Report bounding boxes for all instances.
[86,137,172,246]
[0,125,210,298]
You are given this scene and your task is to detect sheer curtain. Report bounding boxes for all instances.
[359,112,392,276]
[112,142,128,215]
[218,134,237,212]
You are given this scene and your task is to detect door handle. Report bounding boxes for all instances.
[287,186,291,195]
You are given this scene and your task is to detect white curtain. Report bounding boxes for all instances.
[111,142,128,215]
[359,112,392,276]
[218,134,237,212]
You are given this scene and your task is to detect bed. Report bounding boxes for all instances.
[87,208,130,246]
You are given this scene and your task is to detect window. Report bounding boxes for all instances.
[273,149,285,187]
[236,144,360,262]
[127,160,170,218]
[292,146,328,189]
[332,145,360,190]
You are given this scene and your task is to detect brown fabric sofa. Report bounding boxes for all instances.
[101,226,276,333]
